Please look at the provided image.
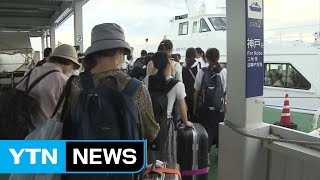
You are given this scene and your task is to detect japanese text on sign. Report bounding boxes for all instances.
[246,0,264,98]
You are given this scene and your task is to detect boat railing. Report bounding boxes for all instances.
[263,125,320,179]
[311,108,320,131]
[219,121,320,179]
[0,71,25,90]
[265,25,319,44]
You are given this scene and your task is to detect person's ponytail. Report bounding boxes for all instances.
[157,40,173,52]
[206,48,220,72]
[155,66,166,85]
[185,58,195,68]
[150,52,170,89]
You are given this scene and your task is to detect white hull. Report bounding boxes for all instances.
[132,13,320,115]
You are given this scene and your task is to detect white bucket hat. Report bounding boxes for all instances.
[51,44,81,68]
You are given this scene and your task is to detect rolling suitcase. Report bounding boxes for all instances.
[144,162,181,180]
[177,123,209,180]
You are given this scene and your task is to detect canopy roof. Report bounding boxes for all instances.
[0,0,88,37]
[0,32,32,53]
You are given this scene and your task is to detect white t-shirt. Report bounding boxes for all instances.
[195,57,208,68]
[194,67,227,93]
[170,60,183,82]
[183,61,201,70]
[122,60,130,70]
[144,76,186,117]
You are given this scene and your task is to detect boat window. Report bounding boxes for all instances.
[178,22,188,35]
[212,62,311,90]
[264,63,311,90]
[221,17,227,24]
[199,18,210,32]
[209,17,226,31]
[192,21,198,33]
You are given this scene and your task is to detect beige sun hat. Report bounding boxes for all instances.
[51,44,81,68]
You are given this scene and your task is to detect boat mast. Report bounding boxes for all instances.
[185,0,206,17]
[185,0,226,17]
[216,0,226,10]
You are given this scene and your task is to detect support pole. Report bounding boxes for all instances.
[50,25,56,49]
[74,0,83,53]
[45,30,49,48]
[218,0,269,179]
[41,31,45,59]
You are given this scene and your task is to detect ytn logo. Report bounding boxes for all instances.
[9,148,57,164]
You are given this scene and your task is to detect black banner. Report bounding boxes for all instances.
[66,141,145,173]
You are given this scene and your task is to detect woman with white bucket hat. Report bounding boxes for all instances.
[16,44,80,130]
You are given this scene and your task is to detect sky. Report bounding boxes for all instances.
[31,0,320,56]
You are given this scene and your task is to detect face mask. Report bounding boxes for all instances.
[117,54,125,69]
[71,70,80,76]
[64,64,76,77]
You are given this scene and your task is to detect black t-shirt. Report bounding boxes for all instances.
[130,67,146,80]
[35,59,46,67]
[182,65,198,98]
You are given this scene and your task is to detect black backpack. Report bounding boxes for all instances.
[69,72,142,140]
[201,67,224,111]
[62,72,142,180]
[0,69,58,140]
[133,57,145,69]
[148,76,179,150]
[130,67,146,81]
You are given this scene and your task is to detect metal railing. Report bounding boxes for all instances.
[264,125,320,180]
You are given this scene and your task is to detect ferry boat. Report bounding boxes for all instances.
[132,0,320,134]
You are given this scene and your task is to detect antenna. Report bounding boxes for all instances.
[185,0,206,17]
[185,0,226,16]
[216,0,226,9]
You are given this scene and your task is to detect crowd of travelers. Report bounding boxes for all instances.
[0,23,227,180]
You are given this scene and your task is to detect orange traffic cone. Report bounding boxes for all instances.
[274,94,297,129]
[280,94,291,125]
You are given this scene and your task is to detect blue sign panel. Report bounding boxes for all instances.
[246,0,264,98]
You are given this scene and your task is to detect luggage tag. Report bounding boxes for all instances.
[145,160,164,177]
[146,160,164,169]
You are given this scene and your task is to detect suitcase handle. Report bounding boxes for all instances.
[178,123,195,130]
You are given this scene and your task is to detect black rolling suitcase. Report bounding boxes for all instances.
[177,123,209,180]
[144,162,181,180]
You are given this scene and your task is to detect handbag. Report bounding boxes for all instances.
[9,76,74,180]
